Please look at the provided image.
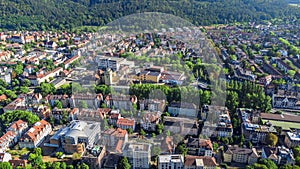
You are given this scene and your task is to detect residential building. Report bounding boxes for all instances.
[0,153,12,162]
[19,120,52,149]
[262,146,295,165]
[9,159,27,168]
[7,120,28,139]
[140,111,161,131]
[97,56,127,71]
[161,136,175,155]
[158,154,184,169]
[139,99,166,112]
[123,143,151,169]
[3,97,27,112]
[223,146,259,164]
[0,131,17,152]
[242,123,277,144]
[168,102,199,118]
[163,116,199,136]
[184,155,218,169]
[0,120,27,151]
[216,111,233,137]
[81,145,106,169]
[49,120,100,154]
[101,128,128,153]
[70,94,102,109]
[284,132,300,148]
[117,118,136,131]
[186,138,213,157]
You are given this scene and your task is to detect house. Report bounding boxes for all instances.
[186,138,213,157]
[284,132,300,148]
[0,153,12,162]
[272,93,300,110]
[259,75,272,86]
[158,154,184,169]
[44,41,58,49]
[7,120,28,139]
[19,120,52,149]
[70,94,102,109]
[3,98,27,113]
[105,94,137,111]
[140,111,161,131]
[0,131,17,152]
[139,99,166,112]
[49,120,100,154]
[123,143,151,169]
[9,159,27,168]
[101,128,128,153]
[81,145,106,169]
[107,109,121,126]
[216,111,233,138]
[223,146,259,164]
[0,120,28,152]
[242,123,277,144]
[161,136,175,155]
[63,55,80,69]
[117,118,136,131]
[184,155,218,169]
[75,108,110,121]
[163,116,199,136]
[168,102,199,118]
[262,146,295,165]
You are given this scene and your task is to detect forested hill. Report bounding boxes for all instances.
[0,0,299,31]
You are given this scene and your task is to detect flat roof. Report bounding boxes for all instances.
[261,113,300,123]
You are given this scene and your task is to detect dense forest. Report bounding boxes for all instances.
[0,0,299,31]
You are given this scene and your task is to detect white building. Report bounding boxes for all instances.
[123,143,151,169]
[158,154,184,169]
[285,132,300,148]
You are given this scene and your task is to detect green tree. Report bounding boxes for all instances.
[0,162,12,169]
[39,82,56,96]
[54,100,63,109]
[78,100,88,109]
[140,129,146,138]
[117,157,131,169]
[151,146,161,157]
[177,144,188,156]
[127,128,133,134]
[265,133,278,146]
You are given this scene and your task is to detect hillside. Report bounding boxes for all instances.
[0,0,299,31]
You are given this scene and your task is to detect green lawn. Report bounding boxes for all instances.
[262,120,300,130]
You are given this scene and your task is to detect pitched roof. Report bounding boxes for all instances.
[117,118,135,127]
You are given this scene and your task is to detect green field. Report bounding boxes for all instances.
[262,120,300,130]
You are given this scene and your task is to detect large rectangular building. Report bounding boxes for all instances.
[123,143,151,169]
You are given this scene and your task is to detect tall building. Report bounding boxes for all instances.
[123,143,151,169]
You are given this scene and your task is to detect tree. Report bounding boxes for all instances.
[78,100,88,109]
[156,123,164,134]
[151,146,161,157]
[140,129,146,138]
[177,144,188,156]
[14,63,23,76]
[265,133,278,146]
[55,152,64,158]
[287,70,296,77]
[54,100,63,109]
[127,128,133,134]
[117,157,131,169]
[213,143,218,151]
[39,82,56,96]
[72,153,81,160]
[0,162,12,169]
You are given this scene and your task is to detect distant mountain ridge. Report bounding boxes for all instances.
[0,0,299,31]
